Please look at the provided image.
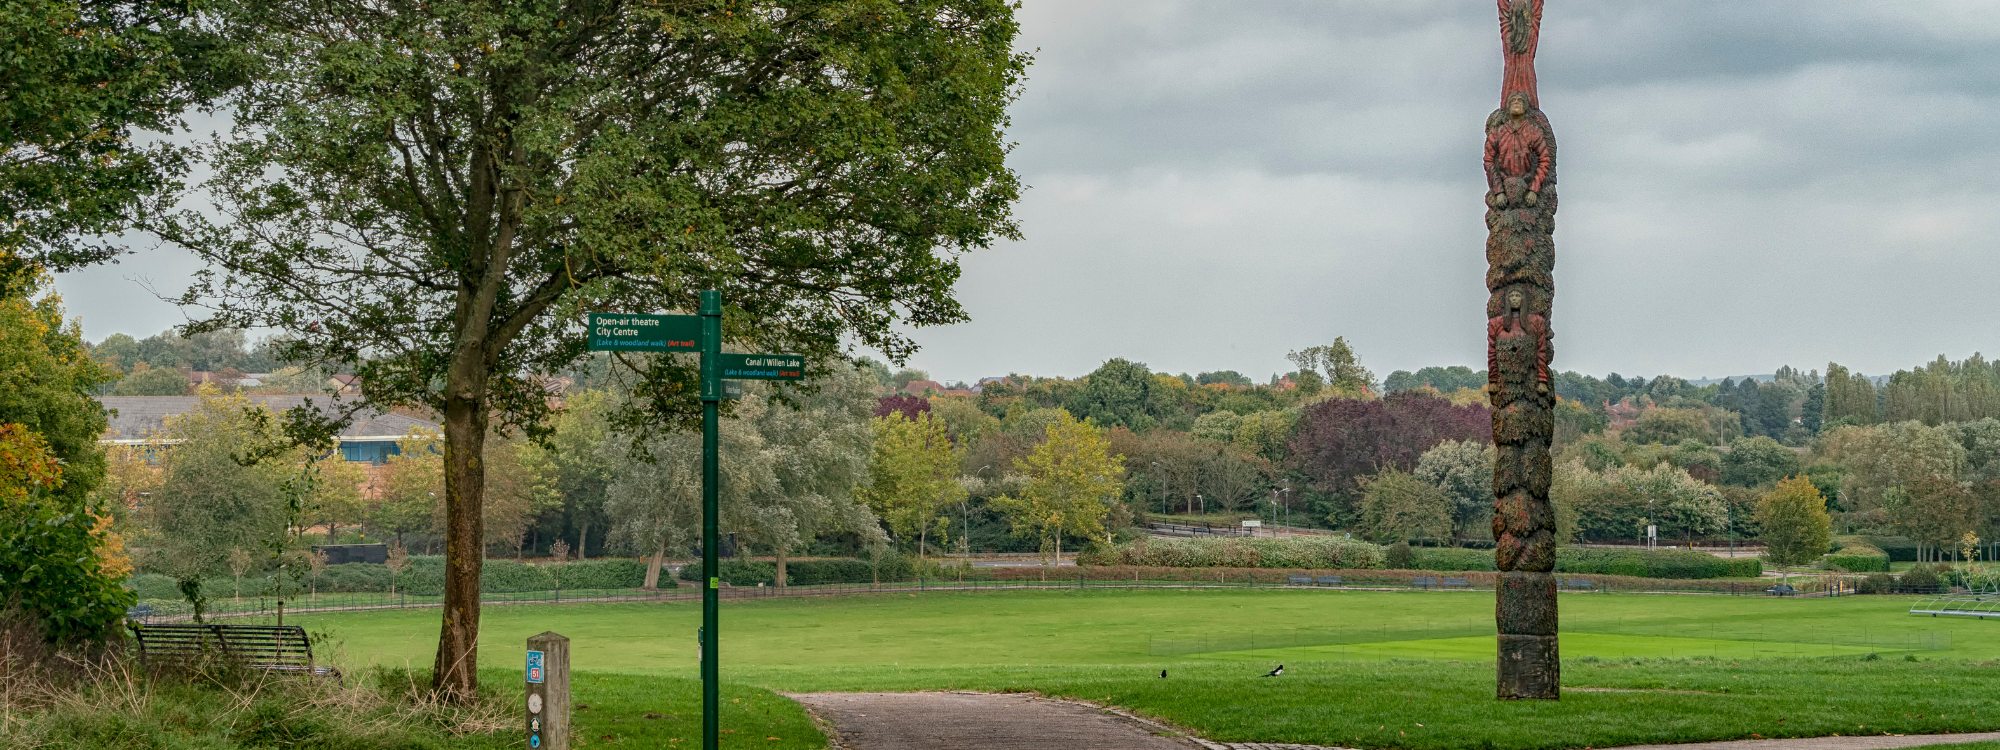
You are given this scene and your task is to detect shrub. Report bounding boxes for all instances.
[1554,548,1759,579]
[1857,572,1893,594]
[1899,564,1943,593]
[1077,537,1387,570]
[1385,541,1413,569]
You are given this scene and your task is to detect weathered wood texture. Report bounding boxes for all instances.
[526,631,571,750]
[1485,0,1560,700]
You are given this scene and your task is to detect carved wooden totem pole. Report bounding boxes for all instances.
[1486,0,1559,700]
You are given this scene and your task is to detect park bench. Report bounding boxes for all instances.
[132,623,339,679]
[1287,575,1312,585]
[1441,577,1471,588]
[1766,584,1798,596]
[1412,576,1438,588]
[1315,575,1342,586]
[1562,579,1595,590]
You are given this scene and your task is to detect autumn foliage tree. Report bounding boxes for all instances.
[857,411,965,564]
[1288,391,1489,521]
[0,264,128,645]
[993,411,1126,564]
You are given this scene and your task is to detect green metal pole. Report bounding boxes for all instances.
[699,290,721,750]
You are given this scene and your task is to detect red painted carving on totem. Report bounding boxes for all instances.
[1499,0,1544,108]
[1487,289,1550,392]
[1484,94,1550,204]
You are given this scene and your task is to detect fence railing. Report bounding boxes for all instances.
[126,570,1892,624]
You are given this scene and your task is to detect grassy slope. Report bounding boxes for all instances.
[291,589,2000,749]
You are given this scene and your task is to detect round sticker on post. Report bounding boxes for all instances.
[528,693,543,714]
[530,734,542,748]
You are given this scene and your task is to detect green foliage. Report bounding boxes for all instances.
[1554,548,1760,579]
[1721,436,1801,487]
[1756,476,1833,571]
[107,361,192,395]
[1384,541,1412,569]
[1857,572,1893,594]
[0,267,128,644]
[1824,550,1890,572]
[677,558,908,586]
[1413,439,1494,538]
[1357,469,1452,544]
[131,559,663,599]
[139,391,299,579]
[1,0,238,270]
[1623,408,1714,446]
[860,410,966,554]
[1383,366,1484,394]
[1553,397,1608,446]
[1899,563,1943,591]
[993,410,1125,558]
[1068,358,1155,430]
[1077,536,1387,570]
[1288,338,1374,397]
[1406,546,1494,571]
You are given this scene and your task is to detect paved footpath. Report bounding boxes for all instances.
[791,691,2000,750]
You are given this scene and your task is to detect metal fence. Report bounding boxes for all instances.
[127,571,1902,624]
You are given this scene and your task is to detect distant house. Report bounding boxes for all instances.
[899,380,946,396]
[96,396,438,465]
[328,374,363,396]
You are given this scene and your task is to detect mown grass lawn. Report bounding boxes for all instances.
[287,588,2000,749]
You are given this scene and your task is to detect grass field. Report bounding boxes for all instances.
[285,588,2000,749]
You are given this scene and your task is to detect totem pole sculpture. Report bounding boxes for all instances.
[1485,0,1559,700]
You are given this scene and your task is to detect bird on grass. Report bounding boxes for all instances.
[1159,670,1167,678]
[1263,665,1284,677]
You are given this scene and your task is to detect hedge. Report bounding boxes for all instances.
[1077,537,1387,570]
[1407,547,1497,572]
[127,558,659,601]
[1554,548,1760,579]
[678,558,910,586]
[1825,541,1890,573]
[1848,535,1919,562]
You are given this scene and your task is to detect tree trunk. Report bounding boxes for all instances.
[775,546,788,588]
[644,541,665,590]
[578,521,589,562]
[431,363,491,700]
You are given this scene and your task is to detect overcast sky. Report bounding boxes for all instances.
[53,1,2000,385]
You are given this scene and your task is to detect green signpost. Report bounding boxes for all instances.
[585,292,801,750]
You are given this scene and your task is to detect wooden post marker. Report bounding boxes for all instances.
[526,631,571,750]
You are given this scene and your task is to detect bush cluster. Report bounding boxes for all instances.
[1898,564,1943,592]
[1857,572,1894,594]
[1077,537,1388,570]
[1554,548,1760,579]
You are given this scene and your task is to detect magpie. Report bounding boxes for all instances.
[1263,664,1284,677]
[1159,670,1167,678]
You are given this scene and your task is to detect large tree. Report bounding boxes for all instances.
[161,0,1023,696]
[1755,475,1831,583]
